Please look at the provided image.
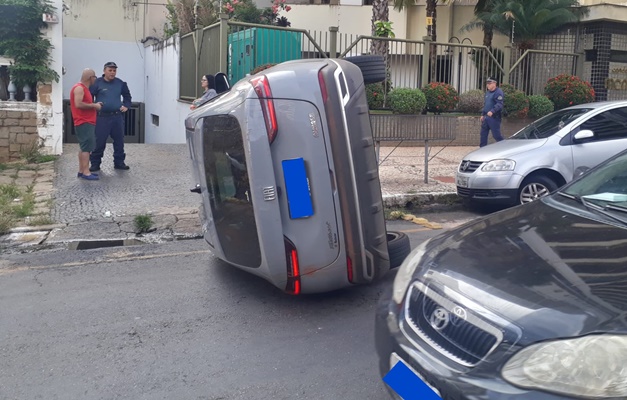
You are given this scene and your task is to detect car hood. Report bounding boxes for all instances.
[461,138,548,161]
[422,199,627,343]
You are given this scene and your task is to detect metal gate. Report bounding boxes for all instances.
[62,100,145,144]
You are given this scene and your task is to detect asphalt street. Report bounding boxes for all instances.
[0,214,480,400]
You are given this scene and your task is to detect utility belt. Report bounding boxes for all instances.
[98,110,123,117]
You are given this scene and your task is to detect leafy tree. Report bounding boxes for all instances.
[0,0,59,88]
[164,0,219,36]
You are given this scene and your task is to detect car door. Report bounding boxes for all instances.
[569,106,627,180]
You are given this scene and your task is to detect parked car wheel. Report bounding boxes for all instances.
[387,231,410,269]
[343,55,386,84]
[518,175,558,204]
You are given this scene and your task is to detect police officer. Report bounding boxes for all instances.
[480,77,505,147]
[89,61,132,171]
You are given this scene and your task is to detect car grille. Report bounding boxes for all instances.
[458,160,483,173]
[456,187,471,197]
[403,284,502,367]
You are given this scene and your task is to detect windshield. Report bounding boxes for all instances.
[561,151,627,221]
[510,108,592,140]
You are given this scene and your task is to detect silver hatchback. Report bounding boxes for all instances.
[456,100,627,205]
[185,58,409,294]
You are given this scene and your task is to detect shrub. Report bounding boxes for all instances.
[387,88,426,114]
[457,89,484,114]
[500,84,529,119]
[365,83,385,109]
[544,74,595,110]
[134,214,154,234]
[421,82,459,113]
[528,95,554,119]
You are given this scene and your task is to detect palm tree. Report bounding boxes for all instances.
[394,0,443,84]
[463,0,586,91]
[466,0,587,51]
[370,0,390,92]
[460,0,498,87]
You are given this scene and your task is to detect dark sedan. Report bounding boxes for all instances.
[376,148,627,399]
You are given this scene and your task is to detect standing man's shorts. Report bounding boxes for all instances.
[75,123,96,152]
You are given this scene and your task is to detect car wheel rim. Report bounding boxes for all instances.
[520,183,550,204]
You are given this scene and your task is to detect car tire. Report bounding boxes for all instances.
[518,175,558,204]
[387,231,411,269]
[343,55,386,84]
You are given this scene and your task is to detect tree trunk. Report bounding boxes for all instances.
[481,25,494,88]
[371,0,391,103]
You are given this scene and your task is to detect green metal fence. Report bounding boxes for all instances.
[178,18,588,101]
[179,16,330,100]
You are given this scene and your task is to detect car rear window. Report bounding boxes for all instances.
[201,115,262,268]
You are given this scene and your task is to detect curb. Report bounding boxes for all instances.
[2,193,462,253]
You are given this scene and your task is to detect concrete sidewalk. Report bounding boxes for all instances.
[0,143,472,252]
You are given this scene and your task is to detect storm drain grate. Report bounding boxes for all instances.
[68,239,145,250]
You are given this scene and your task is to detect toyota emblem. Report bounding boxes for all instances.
[429,307,450,331]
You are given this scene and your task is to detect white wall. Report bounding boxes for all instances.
[62,37,146,102]
[63,0,143,42]
[143,35,191,143]
[40,0,64,155]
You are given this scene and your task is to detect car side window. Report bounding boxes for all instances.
[579,107,627,142]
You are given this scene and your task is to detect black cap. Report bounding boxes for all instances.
[104,61,118,69]
[486,77,497,83]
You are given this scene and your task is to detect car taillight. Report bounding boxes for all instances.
[284,238,301,295]
[250,75,278,143]
[346,256,353,283]
[318,68,328,105]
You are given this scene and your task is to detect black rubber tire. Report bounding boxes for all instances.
[518,175,558,205]
[343,55,386,84]
[387,231,411,269]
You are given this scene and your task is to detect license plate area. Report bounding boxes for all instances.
[456,174,469,188]
[388,352,442,399]
[282,158,314,219]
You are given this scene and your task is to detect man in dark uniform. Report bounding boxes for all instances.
[89,61,132,171]
[480,77,505,147]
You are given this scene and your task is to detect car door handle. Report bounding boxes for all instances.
[190,184,201,194]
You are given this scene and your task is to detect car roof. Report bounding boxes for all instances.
[564,100,627,110]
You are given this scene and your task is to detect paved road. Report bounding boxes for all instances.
[0,213,481,400]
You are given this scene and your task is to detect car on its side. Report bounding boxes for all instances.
[376,147,627,399]
[456,100,627,205]
[185,57,410,294]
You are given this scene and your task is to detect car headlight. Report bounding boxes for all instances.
[481,159,515,172]
[502,334,627,398]
[392,239,430,304]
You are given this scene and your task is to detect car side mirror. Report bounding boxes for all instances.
[573,129,594,141]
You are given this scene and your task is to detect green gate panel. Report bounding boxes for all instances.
[228,27,302,84]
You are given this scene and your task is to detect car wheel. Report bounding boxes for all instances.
[518,175,558,204]
[343,55,386,84]
[387,231,410,269]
